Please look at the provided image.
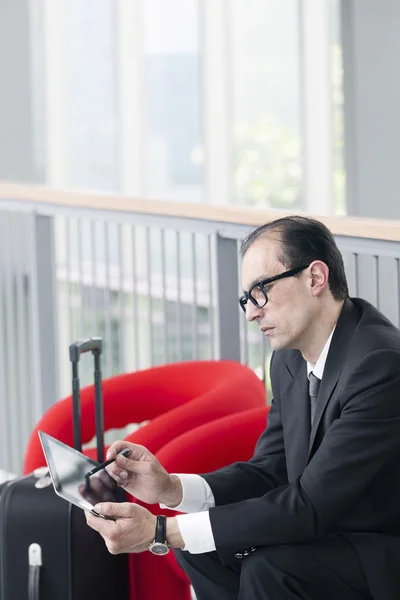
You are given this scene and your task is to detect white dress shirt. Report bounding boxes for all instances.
[161,329,335,554]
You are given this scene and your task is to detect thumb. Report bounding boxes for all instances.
[94,502,134,519]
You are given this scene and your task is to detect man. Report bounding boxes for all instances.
[86,216,400,600]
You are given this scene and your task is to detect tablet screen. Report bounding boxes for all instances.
[38,431,124,510]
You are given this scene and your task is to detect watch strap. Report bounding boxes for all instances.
[155,515,167,544]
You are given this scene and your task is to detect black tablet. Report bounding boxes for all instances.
[38,430,124,518]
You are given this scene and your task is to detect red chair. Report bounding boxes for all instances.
[130,406,270,600]
[24,360,266,474]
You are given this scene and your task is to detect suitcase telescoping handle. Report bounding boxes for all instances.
[69,337,104,462]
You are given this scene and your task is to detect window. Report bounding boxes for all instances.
[65,0,117,190]
[142,0,203,202]
[231,0,302,209]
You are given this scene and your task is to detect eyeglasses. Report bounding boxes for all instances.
[239,265,309,313]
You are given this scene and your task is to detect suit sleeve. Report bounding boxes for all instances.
[202,352,288,505]
[208,349,400,562]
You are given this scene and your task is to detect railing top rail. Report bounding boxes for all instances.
[1,181,400,242]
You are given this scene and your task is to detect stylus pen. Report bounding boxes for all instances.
[86,447,131,478]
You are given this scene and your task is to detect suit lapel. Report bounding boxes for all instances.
[308,298,361,454]
[282,354,310,479]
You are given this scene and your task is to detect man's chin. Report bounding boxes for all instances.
[269,336,290,352]
[269,338,280,351]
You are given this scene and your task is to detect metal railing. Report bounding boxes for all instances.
[1,183,400,474]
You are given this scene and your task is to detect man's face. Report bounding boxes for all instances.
[241,236,315,352]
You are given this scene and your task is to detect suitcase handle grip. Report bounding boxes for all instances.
[69,338,103,362]
[69,337,104,461]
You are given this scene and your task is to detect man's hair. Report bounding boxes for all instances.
[240,215,349,301]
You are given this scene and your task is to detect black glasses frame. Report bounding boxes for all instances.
[239,264,309,312]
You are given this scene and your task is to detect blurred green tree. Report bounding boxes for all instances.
[234,112,302,209]
[233,44,345,214]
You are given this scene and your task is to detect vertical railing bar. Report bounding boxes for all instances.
[238,240,249,365]
[207,235,215,360]
[16,214,30,452]
[176,231,183,361]
[132,226,140,371]
[104,221,112,377]
[27,213,44,437]
[65,217,73,343]
[242,316,249,366]
[146,227,154,365]
[118,223,125,373]
[373,255,379,310]
[52,217,63,399]
[13,213,24,458]
[78,218,84,337]
[0,293,10,468]
[161,229,168,363]
[0,213,10,469]
[25,214,35,432]
[25,213,36,435]
[31,214,59,413]
[215,234,241,361]
[191,233,198,360]
[26,214,39,428]
[91,221,99,337]
[8,214,19,470]
[4,213,19,472]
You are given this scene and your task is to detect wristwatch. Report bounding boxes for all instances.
[148,515,170,555]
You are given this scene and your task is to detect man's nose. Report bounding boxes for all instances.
[245,301,263,322]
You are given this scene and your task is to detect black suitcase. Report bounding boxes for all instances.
[0,338,130,600]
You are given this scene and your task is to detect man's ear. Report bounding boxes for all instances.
[309,261,329,297]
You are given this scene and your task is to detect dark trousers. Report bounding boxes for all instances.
[174,535,372,600]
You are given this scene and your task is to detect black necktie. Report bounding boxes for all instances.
[309,372,321,426]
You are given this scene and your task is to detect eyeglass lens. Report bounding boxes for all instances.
[250,285,267,307]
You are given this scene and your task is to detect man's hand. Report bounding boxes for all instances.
[85,503,156,554]
[105,441,183,507]
[85,503,185,554]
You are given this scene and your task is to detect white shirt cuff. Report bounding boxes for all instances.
[160,473,215,513]
[176,511,216,554]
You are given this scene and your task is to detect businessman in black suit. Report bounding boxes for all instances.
[87,216,400,600]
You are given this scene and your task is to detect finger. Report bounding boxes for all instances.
[115,456,157,477]
[94,502,135,519]
[85,510,98,528]
[106,456,141,481]
[106,464,130,484]
[113,475,130,489]
[114,452,154,472]
[105,441,131,460]
[106,442,145,461]
[85,510,111,534]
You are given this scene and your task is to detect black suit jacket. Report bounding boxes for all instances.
[203,298,400,600]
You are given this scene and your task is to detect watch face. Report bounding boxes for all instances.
[149,542,170,556]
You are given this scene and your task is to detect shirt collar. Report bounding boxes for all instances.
[307,327,336,381]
